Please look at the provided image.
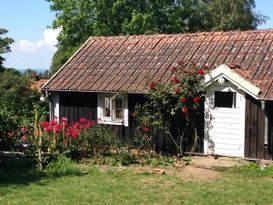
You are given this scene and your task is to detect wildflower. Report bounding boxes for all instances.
[193,96,200,103]
[181,107,189,114]
[21,135,27,142]
[21,127,28,133]
[73,122,81,130]
[198,69,205,75]
[149,81,157,90]
[180,97,187,103]
[41,121,49,128]
[79,117,88,124]
[84,121,93,129]
[61,117,68,122]
[72,130,79,139]
[50,120,58,127]
[44,126,52,133]
[54,124,62,133]
[175,87,181,94]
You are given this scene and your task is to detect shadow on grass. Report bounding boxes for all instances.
[0,158,83,186]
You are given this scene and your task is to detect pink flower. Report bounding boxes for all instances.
[72,130,79,139]
[21,135,27,142]
[84,121,93,129]
[61,117,68,122]
[44,127,52,133]
[50,121,58,127]
[63,138,68,144]
[73,122,81,130]
[180,97,187,103]
[79,117,88,124]
[21,127,28,133]
[198,69,205,75]
[41,121,49,128]
[193,96,200,103]
[149,81,157,90]
[54,125,62,133]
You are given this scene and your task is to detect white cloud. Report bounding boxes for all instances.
[19,28,60,52]
[3,28,61,70]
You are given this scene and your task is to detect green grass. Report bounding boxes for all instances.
[1,160,273,205]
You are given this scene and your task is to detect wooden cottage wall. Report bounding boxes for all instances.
[59,92,97,123]
[58,92,204,155]
[244,94,272,159]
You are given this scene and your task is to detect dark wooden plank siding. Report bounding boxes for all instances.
[58,92,204,155]
[244,94,272,159]
[59,92,97,123]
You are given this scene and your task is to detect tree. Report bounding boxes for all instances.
[47,0,267,73]
[0,28,14,72]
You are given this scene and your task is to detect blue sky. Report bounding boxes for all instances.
[0,0,273,71]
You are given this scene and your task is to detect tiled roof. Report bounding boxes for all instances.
[43,29,273,100]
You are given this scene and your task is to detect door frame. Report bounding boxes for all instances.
[204,82,246,157]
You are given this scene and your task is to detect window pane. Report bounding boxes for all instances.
[115,99,123,109]
[214,91,235,108]
[115,109,123,119]
[103,97,111,117]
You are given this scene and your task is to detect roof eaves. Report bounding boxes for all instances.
[204,64,261,99]
[41,36,93,91]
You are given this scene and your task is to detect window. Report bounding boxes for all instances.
[98,94,128,126]
[214,91,236,108]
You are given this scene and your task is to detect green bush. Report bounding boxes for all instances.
[45,155,81,176]
[76,124,120,157]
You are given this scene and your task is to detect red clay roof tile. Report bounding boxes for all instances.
[43,29,273,99]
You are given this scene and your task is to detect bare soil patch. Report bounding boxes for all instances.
[96,155,249,181]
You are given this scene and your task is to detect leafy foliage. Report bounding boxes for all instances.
[0,70,44,151]
[46,0,266,73]
[134,61,206,155]
[0,28,14,72]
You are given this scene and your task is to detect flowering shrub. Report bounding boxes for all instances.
[24,111,119,169]
[135,61,206,155]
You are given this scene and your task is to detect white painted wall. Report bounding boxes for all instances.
[204,82,246,157]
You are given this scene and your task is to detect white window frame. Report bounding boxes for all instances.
[97,93,129,127]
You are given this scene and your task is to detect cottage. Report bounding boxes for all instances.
[42,29,273,160]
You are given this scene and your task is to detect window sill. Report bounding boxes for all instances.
[98,119,128,127]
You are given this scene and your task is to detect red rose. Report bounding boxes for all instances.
[175,87,181,94]
[180,97,187,103]
[182,107,189,114]
[170,76,180,84]
[198,69,205,75]
[149,81,157,90]
[143,127,150,133]
[193,96,200,103]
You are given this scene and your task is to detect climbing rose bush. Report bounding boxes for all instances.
[135,61,206,155]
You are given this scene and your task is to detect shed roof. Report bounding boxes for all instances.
[43,29,273,100]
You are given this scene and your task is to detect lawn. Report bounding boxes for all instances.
[1,159,273,205]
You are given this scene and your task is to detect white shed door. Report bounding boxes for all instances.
[205,84,245,157]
